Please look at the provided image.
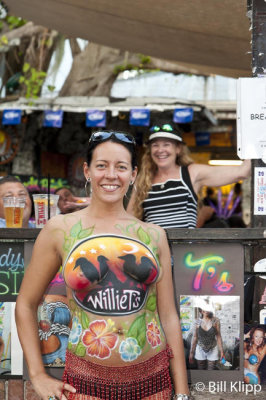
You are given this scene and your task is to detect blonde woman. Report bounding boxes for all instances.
[127,123,251,229]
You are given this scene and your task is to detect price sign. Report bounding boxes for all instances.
[254,167,266,215]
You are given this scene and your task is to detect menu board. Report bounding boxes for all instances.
[0,243,24,301]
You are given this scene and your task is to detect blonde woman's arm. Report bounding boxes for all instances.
[189,159,251,194]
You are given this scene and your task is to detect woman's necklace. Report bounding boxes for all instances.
[156,166,180,189]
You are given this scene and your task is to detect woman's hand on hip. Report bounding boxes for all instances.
[31,371,76,400]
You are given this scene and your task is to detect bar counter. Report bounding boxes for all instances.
[2,227,265,274]
[1,226,265,242]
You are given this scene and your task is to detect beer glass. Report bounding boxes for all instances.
[3,197,26,228]
[33,194,59,228]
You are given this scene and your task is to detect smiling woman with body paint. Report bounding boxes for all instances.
[244,326,266,384]
[15,131,192,400]
[127,123,251,229]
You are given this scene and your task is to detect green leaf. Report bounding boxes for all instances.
[127,314,146,348]
[45,38,53,47]
[70,220,82,238]
[146,294,156,311]
[138,54,151,65]
[47,85,56,92]
[125,220,137,235]
[31,69,37,79]
[63,237,75,253]
[81,311,89,329]
[22,63,30,73]
[138,330,146,348]
[114,223,126,235]
[6,16,27,30]
[137,226,150,245]
[69,299,76,312]
[78,226,94,239]
[0,35,8,45]
[67,342,72,350]
[75,342,86,357]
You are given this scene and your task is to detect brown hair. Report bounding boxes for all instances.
[132,142,194,219]
[246,327,265,353]
[0,176,21,186]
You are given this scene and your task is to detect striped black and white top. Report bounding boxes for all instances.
[142,166,198,229]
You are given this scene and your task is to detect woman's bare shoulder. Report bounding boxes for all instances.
[123,217,166,250]
[137,219,166,238]
[212,316,221,326]
[36,212,86,246]
[44,210,86,229]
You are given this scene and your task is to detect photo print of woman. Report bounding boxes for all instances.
[180,295,240,370]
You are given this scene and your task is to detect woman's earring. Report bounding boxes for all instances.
[85,177,91,196]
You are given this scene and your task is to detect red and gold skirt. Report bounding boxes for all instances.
[62,347,173,400]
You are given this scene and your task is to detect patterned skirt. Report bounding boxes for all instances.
[62,347,173,400]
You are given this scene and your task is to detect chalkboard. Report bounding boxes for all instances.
[0,243,24,301]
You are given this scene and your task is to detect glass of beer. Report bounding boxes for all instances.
[33,194,59,228]
[3,197,26,228]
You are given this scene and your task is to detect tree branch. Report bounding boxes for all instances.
[69,38,82,58]
[2,22,54,42]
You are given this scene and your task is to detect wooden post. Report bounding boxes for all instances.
[248,0,266,227]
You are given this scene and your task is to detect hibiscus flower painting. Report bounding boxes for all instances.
[146,321,161,348]
[82,320,118,359]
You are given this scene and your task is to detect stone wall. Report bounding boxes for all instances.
[0,380,40,400]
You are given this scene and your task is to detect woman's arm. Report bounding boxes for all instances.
[189,325,198,364]
[156,227,190,396]
[196,205,214,228]
[189,159,251,194]
[15,218,76,400]
[214,318,225,359]
[260,344,266,359]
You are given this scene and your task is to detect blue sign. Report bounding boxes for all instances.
[195,131,210,146]
[2,109,22,125]
[86,110,106,127]
[173,108,194,123]
[129,109,150,126]
[43,110,64,128]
